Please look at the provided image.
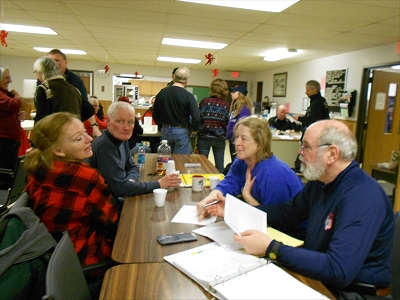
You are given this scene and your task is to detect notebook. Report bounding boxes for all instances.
[164,242,327,300]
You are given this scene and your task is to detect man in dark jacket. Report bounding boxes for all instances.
[293,80,330,172]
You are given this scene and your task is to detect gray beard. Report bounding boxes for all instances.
[301,156,325,181]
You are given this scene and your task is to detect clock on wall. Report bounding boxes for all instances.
[96,65,110,79]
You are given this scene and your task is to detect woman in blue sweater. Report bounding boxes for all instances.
[198,117,303,217]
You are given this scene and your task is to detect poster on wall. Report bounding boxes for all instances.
[325,69,347,106]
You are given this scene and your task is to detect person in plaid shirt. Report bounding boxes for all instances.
[25,112,118,266]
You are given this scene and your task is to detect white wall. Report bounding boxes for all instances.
[250,43,400,118]
[1,42,399,120]
[0,56,251,101]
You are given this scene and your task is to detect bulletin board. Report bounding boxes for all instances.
[325,69,347,106]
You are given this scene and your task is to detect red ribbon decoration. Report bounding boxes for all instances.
[0,30,8,47]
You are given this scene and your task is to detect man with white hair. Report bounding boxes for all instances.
[201,120,394,299]
[86,102,181,204]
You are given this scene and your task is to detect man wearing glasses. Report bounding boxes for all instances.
[201,120,394,299]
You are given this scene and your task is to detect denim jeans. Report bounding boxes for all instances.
[161,127,191,154]
[196,137,226,173]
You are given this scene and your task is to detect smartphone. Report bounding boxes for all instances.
[156,232,197,245]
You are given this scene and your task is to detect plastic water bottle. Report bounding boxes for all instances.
[156,140,171,175]
[137,143,146,169]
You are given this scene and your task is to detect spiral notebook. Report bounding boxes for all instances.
[164,242,328,300]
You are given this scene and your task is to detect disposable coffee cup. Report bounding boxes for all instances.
[208,176,220,190]
[166,160,176,175]
[168,170,180,192]
[153,188,168,207]
[192,175,204,192]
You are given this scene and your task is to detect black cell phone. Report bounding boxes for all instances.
[156,233,197,245]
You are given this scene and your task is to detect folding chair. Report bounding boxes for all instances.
[0,155,27,213]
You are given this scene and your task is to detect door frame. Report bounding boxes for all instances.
[355,62,400,163]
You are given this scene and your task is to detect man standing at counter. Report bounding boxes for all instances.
[268,104,302,133]
[293,80,330,172]
[153,67,200,154]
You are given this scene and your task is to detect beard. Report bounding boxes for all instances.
[300,155,325,181]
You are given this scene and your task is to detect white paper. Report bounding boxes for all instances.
[375,92,386,110]
[215,262,328,299]
[224,194,267,236]
[171,205,217,226]
[193,221,242,250]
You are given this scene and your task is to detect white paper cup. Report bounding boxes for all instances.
[208,176,220,190]
[192,175,204,192]
[153,188,168,207]
[166,160,176,175]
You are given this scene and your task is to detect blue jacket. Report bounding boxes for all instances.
[260,160,394,289]
[216,155,303,205]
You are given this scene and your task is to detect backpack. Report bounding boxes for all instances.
[0,207,56,300]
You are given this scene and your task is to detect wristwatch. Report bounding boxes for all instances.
[267,241,282,261]
[91,122,99,127]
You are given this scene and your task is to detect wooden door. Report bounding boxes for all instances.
[362,70,400,211]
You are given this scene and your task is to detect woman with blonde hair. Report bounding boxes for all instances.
[198,117,303,227]
[25,112,118,266]
[226,85,252,162]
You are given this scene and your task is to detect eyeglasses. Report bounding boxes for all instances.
[299,142,331,154]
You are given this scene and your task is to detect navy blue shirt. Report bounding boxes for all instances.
[259,161,394,289]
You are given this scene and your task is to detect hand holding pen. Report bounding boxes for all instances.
[197,190,226,221]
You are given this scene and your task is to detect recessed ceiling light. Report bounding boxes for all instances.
[162,38,227,50]
[157,56,201,64]
[178,0,299,12]
[263,48,300,62]
[391,65,400,70]
[0,23,56,35]
[33,47,87,55]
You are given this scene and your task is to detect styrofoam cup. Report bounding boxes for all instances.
[153,188,168,207]
[208,176,220,190]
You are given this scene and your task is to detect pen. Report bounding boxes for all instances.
[202,199,220,208]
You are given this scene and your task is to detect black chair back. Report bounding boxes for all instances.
[0,155,26,209]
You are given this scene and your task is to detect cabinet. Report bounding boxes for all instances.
[130,80,167,96]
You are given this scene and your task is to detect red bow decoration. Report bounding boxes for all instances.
[0,30,8,47]
[205,53,215,65]
[212,69,219,78]
[104,65,110,73]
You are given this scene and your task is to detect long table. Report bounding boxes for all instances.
[112,154,219,264]
[101,154,335,299]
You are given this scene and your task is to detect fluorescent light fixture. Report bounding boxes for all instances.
[33,47,87,55]
[178,0,299,12]
[162,38,227,50]
[0,23,56,35]
[263,48,300,62]
[391,65,400,70]
[157,56,201,64]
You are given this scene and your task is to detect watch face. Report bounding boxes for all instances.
[96,65,110,79]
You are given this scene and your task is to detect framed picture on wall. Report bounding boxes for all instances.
[273,72,287,97]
